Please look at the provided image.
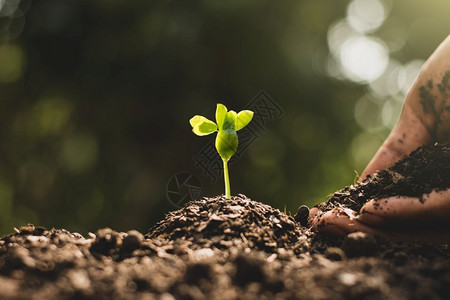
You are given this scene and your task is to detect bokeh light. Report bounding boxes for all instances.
[346,0,388,33]
[339,36,389,83]
[381,97,403,128]
[0,0,21,17]
[327,0,391,84]
[369,59,403,97]
[324,0,450,175]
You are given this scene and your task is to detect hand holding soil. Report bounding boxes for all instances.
[309,35,450,241]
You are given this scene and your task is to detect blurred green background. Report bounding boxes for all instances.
[0,0,449,236]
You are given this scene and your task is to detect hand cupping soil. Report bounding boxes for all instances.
[313,143,450,214]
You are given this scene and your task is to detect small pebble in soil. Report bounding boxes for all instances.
[294,205,310,227]
[121,230,144,252]
[324,247,346,261]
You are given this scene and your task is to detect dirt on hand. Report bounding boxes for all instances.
[314,143,450,213]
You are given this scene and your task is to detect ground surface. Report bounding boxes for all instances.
[0,144,449,299]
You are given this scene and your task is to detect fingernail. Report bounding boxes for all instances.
[356,212,385,226]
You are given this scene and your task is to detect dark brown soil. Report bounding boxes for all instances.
[314,143,450,214]
[1,144,449,299]
[0,197,449,299]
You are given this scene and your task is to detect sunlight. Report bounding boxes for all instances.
[346,0,388,34]
[339,36,389,83]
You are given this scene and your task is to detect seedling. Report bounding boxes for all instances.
[189,103,254,199]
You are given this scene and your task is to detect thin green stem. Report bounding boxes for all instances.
[223,158,231,199]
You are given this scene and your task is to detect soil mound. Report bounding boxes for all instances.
[148,194,312,254]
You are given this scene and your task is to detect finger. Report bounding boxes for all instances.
[308,206,326,227]
[308,207,322,229]
[310,208,386,237]
[311,208,440,241]
[309,207,319,219]
[311,207,450,242]
[357,189,450,231]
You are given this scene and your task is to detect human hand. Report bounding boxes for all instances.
[309,35,450,242]
[309,189,450,242]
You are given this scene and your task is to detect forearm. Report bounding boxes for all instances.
[362,35,450,178]
[405,34,450,141]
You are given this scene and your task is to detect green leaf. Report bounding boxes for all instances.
[228,110,237,120]
[235,110,254,131]
[216,103,227,130]
[215,130,238,161]
[189,115,218,136]
[222,111,237,130]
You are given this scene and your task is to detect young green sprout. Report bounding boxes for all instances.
[189,104,254,199]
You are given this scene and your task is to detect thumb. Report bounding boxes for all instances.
[357,189,450,231]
